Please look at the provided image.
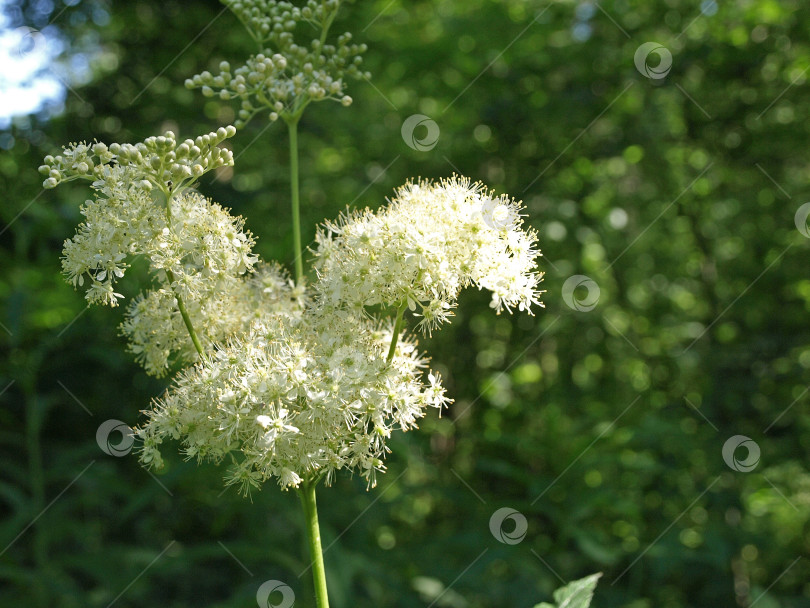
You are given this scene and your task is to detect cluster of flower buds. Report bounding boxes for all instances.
[39,141,114,189]
[187,0,369,125]
[39,126,237,192]
[225,0,340,46]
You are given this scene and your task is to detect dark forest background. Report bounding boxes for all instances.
[1,0,808,606]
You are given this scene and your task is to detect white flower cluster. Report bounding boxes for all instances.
[139,310,449,493]
[137,176,543,492]
[45,128,305,379]
[62,182,287,376]
[61,167,163,306]
[188,0,368,125]
[60,176,256,300]
[45,123,543,492]
[313,176,544,334]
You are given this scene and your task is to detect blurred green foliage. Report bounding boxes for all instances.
[1,0,809,606]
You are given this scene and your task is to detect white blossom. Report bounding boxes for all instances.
[45,128,544,495]
[138,309,451,493]
[312,176,544,334]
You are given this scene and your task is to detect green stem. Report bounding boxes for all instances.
[386,302,407,363]
[166,270,205,356]
[319,7,338,47]
[299,481,330,608]
[287,118,304,283]
[163,190,205,357]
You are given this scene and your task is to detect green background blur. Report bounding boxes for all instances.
[1,0,809,606]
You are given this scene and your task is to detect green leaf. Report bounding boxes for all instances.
[534,573,602,608]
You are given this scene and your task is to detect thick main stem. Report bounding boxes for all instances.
[287,118,304,283]
[299,481,330,608]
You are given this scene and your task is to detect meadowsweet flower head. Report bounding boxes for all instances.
[60,167,162,306]
[45,128,241,303]
[188,0,368,125]
[59,185,257,309]
[138,175,540,493]
[138,308,450,492]
[41,127,295,379]
[313,176,544,334]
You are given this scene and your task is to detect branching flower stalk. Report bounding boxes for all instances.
[188,0,368,285]
[40,2,545,606]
